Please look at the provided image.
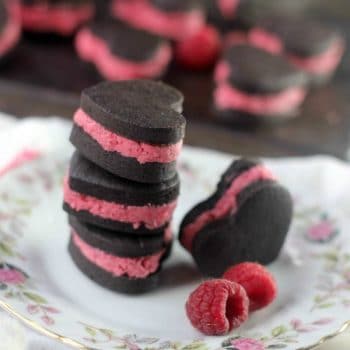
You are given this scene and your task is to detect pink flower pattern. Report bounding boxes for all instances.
[231,338,265,350]
[306,216,338,242]
[0,268,25,285]
[0,148,66,326]
[0,149,40,177]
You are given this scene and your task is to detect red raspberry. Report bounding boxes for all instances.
[175,25,222,70]
[186,279,249,335]
[223,262,277,312]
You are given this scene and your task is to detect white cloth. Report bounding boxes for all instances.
[0,114,350,350]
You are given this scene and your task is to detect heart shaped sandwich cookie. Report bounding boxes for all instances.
[64,152,180,233]
[75,20,172,80]
[19,0,95,35]
[179,158,293,277]
[68,216,173,294]
[214,44,308,121]
[69,216,173,260]
[111,0,205,41]
[239,16,345,86]
[70,80,185,183]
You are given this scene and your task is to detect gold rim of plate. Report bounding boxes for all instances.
[1,300,350,350]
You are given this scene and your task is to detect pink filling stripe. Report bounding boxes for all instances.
[75,28,172,80]
[72,232,163,278]
[74,109,182,164]
[214,61,231,83]
[112,0,205,40]
[181,165,276,252]
[218,0,240,19]
[288,39,345,74]
[224,29,345,75]
[64,177,177,230]
[224,29,283,54]
[214,81,307,116]
[20,3,94,35]
[0,8,21,56]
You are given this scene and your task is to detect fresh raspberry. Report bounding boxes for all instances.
[175,25,222,70]
[223,262,277,312]
[185,279,249,335]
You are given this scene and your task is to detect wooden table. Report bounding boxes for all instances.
[0,0,349,159]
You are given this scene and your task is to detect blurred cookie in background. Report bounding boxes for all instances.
[0,0,21,60]
[111,0,206,41]
[202,0,244,31]
[75,19,172,80]
[19,0,95,35]
[92,0,110,20]
[202,0,317,32]
[243,16,345,86]
[214,44,309,123]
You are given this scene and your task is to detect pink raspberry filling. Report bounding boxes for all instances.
[224,29,345,75]
[217,0,240,19]
[111,0,205,40]
[64,177,177,230]
[0,5,21,56]
[288,39,345,75]
[181,165,276,252]
[214,61,231,83]
[75,28,172,80]
[72,231,164,278]
[74,109,182,164]
[19,2,94,35]
[214,82,307,116]
[215,42,307,116]
[224,29,283,54]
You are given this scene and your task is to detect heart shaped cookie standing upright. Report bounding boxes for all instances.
[179,159,293,277]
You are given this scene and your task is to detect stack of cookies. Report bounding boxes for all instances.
[63,79,186,294]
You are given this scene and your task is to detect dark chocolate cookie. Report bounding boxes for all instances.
[69,215,171,257]
[88,20,166,62]
[69,125,179,183]
[70,80,185,183]
[80,80,185,144]
[68,152,180,206]
[256,16,342,57]
[63,153,179,233]
[223,45,307,94]
[150,0,202,12]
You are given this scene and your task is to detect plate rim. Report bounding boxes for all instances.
[1,299,350,350]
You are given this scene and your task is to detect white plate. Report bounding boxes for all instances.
[0,118,350,350]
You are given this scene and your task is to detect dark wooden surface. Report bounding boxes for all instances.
[0,0,349,159]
